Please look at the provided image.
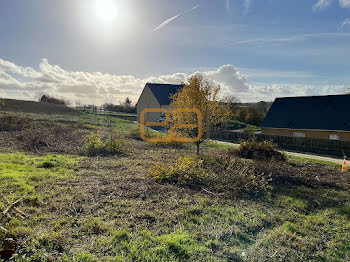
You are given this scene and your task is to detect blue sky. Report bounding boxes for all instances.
[0,0,350,104]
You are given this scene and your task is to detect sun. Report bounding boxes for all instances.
[95,0,118,23]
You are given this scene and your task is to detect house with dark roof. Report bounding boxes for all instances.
[136,83,183,123]
[261,94,350,141]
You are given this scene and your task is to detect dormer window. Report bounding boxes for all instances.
[293,132,306,138]
[329,134,340,140]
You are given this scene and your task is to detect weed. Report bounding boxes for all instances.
[84,131,126,157]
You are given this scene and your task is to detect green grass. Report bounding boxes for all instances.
[287,155,342,168]
[244,124,261,133]
[225,119,261,133]
[103,111,137,117]
[202,140,236,150]
[0,153,84,198]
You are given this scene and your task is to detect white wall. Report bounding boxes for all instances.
[137,85,162,123]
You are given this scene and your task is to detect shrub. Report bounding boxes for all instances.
[84,131,125,157]
[39,95,66,106]
[148,155,208,185]
[231,140,286,161]
[0,114,32,131]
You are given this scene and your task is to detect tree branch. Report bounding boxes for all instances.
[1,198,23,218]
[0,225,8,233]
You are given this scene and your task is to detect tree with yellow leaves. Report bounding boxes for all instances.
[170,74,232,154]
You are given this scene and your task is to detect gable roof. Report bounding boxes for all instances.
[146,83,183,105]
[261,94,350,131]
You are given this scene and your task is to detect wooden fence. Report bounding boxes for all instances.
[214,131,350,157]
[76,106,104,114]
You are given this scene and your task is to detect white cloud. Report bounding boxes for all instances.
[201,65,249,96]
[340,18,350,28]
[153,5,200,32]
[0,58,348,104]
[230,32,350,46]
[239,68,317,79]
[339,0,350,7]
[312,0,332,12]
[0,59,247,104]
[312,0,350,11]
[241,83,349,102]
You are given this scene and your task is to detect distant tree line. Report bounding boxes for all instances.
[103,97,136,114]
[229,101,272,127]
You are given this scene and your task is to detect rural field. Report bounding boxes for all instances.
[0,103,349,262]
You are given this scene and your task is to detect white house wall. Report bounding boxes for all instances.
[137,85,162,123]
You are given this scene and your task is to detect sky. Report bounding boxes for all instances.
[1,0,350,105]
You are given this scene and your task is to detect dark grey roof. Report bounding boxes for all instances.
[147,83,183,105]
[261,94,350,131]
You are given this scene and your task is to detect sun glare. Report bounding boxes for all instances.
[96,0,117,23]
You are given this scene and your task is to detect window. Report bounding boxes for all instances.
[329,134,340,140]
[293,132,306,138]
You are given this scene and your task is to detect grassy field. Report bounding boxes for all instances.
[0,108,349,261]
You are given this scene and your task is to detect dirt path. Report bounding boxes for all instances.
[211,140,344,165]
